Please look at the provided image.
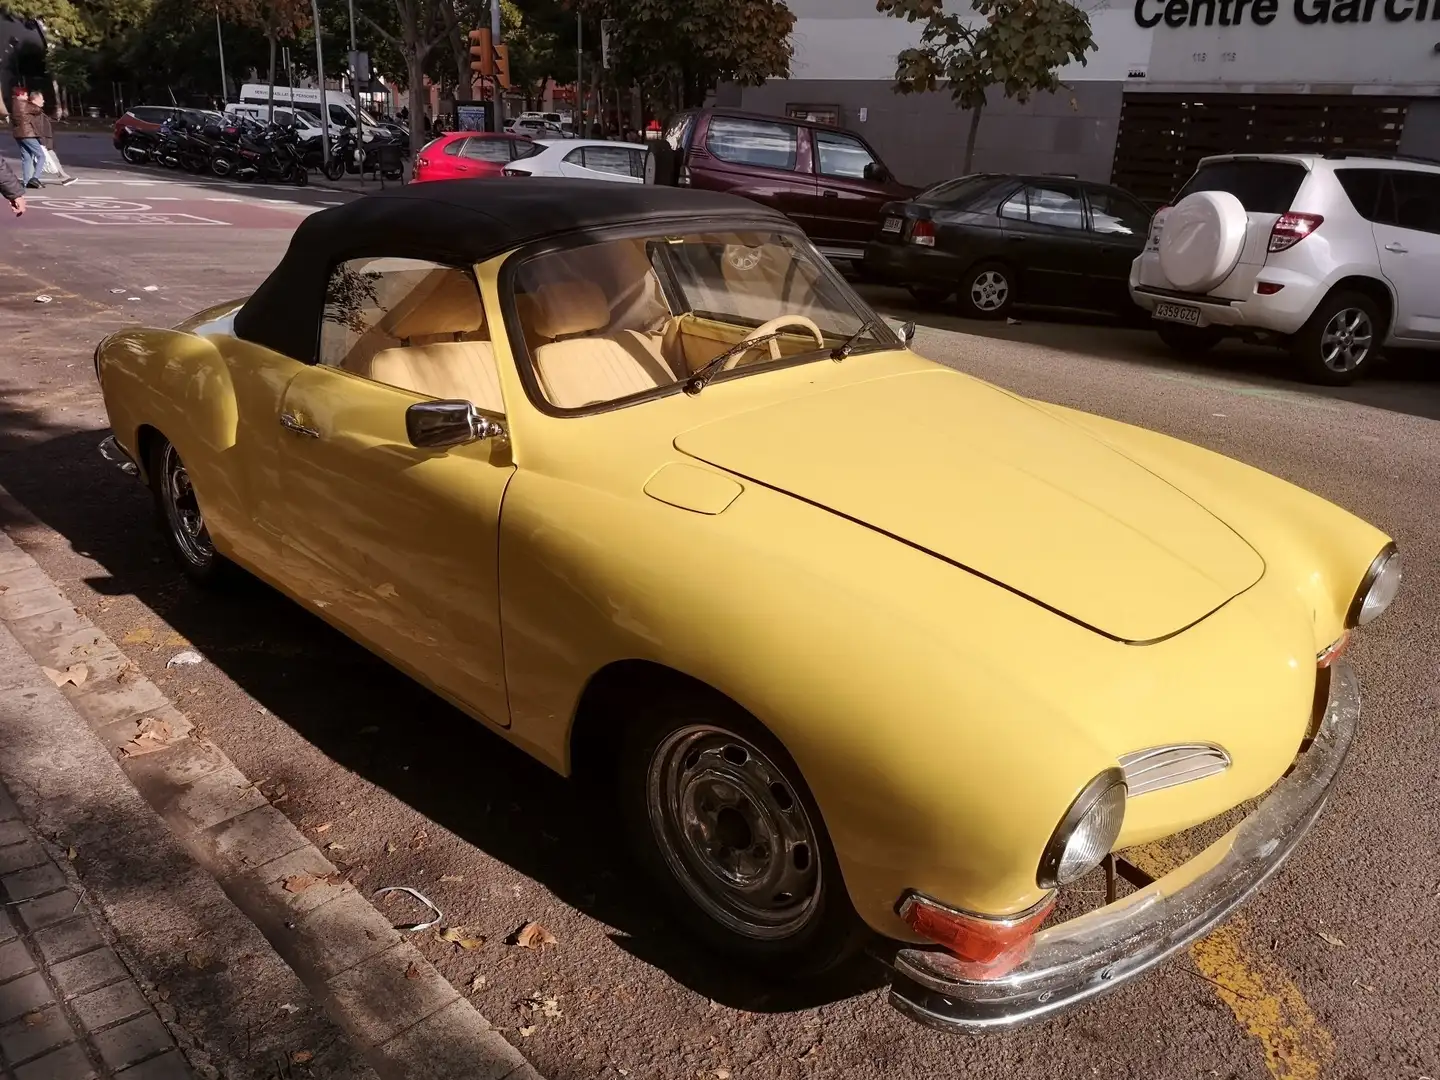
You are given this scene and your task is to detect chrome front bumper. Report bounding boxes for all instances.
[98,435,139,477]
[890,661,1361,1031]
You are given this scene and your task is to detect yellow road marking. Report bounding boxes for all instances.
[1127,841,1333,1080]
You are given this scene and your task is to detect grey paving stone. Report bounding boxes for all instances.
[0,1005,77,1065]
[0,566,50,598]
[23,626,107,674]
[288,890,402,982]
[247,846,347,918]
[372,998,520,1080]
[115,1049,193,1079]
[15,890,80,932]
[32,918,103,966]
[5,608,97,660]
[14,1042,97,1080]
[324,942,459,1048]
[0,908,18,945]
[1,863,69,902]
[63,677,171,728]
[0,585,67,623]
[0,820,30,847]
[205,806,308,874]
[93,706,194,757]
[52,948,127,999]
[0,786,18,822]
[71,980,150,1033]
[147,765,266,835]
[0,842,48,876]
[0,972,54,1024]
[119,740,228,792]
[0,937,37,982]
[92,1013,173,1072]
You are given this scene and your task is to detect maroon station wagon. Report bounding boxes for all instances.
[644,108,917,264]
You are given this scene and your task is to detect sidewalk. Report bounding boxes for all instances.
[0,497,539,1080]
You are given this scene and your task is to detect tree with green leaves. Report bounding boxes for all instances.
[876,0,1096,174]
[354,0,450,151]
[217,0,312,119]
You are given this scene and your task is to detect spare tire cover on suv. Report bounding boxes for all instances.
[1159,190,1247,293]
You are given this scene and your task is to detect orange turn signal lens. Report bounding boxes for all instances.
[898,892,1054,977]
[1317,632,1350,669]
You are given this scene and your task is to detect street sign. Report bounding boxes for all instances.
[350,50,371,84]
[601,19,616,69]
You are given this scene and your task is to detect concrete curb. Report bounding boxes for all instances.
[0,490,541,1080]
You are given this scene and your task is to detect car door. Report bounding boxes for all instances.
[686,114,818,231]
[1371,169,1440,341]
[271,256,515,727]
[997,181,1096,307]
[1084,185,1153,311]
[557,144,645,184]
[810,128,894,255]
[457,135,514,176]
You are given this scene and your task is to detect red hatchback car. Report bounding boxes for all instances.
[412,132,538,182]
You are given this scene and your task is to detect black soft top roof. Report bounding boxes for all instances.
[233,179,786,362]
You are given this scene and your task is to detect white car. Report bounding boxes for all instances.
[506,118,570,138]
[1130,152,1439,385]
[502,139,647,184]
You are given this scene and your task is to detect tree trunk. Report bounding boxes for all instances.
[408,54,427,155]
[453,42,472,101]
[963,101,983,174]
[266,32,276,123]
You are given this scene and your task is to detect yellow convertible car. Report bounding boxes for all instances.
[94,181,1400,1030]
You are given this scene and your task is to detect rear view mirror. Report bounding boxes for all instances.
[406,400,505,449]
[864,162,891,184]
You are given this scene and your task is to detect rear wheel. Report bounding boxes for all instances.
[1156,322,1224,356]
[210,156,232,178]
[957,261,1014,320]
[619,689,868,978]
[149,437,230,586]
[323,156,345,181]
[120,143,148,166]
[1290,290,1381,386]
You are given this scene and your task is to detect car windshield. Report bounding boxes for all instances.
[510,229,894,411]
[1177,160,1307,214]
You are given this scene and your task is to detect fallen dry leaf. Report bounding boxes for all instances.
[385,841,398,855]
[291,1050,313,1064]
[164,632,189,647]
[404,961,421,980]
[121,628,154,644]
[1318,930,1347,948]
[514,922,558,949]
[410,829,428,851]
[22,1010,45,1028]
[314,823,332,834]
[282,874,319,893]
[119,716,176,758]
[518,1025,536,1038]
[438,926,485,951]
[467,973,487,993]
[0,583,8,594]
[798,1043,820,1062]
[717,1070,731,1079]
[186,951,210,971]
[439,874,464,883]
[42,664,88,688]
[65,846,77,861]
[326,842,346,852]
[540,997,561,1019]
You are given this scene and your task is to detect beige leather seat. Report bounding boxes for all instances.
[527,282,679,408]
[360,269,505,413]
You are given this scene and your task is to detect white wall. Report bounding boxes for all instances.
[789,0,1440,87]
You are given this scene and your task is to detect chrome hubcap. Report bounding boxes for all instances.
[647,725,821,940]
[971,270,1009,312]
[161,444,213,568]
[1320,308,1373,372]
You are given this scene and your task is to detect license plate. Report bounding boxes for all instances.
[1153,301,1201,326]
[882,217,902,234]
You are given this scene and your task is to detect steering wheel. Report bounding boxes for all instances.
[723,316,826,369]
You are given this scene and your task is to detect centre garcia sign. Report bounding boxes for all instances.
[1134,0,1436,26]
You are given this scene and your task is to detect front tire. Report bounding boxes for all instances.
[957,261,1014,319]
[149,438,229,586]
[1290,290,1381,386]
[1156,322,1225,356]
[619,690,868,978]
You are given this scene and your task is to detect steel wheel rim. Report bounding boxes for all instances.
[1320,308,1373,373]
[161,444,214,568]
[647,725,822,940]
[971,270,1009,312]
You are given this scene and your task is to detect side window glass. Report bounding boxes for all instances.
[1026,183,1086,231]
[706,116,798,171]
[444,138,466,157]
[579,145,635,176]
[815,131,876,180]
[999,188,1028,221]
[1388,172,1440,235]
[1335,169,1385,223]
[319,258,504,414]
[563,147,586,166]
[461,138,512,163]
[1088,189,1151,236]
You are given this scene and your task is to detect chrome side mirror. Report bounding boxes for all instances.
[900,320,916,347]
[406,400,505,449]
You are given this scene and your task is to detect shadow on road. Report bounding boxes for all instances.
[0,423,888,1016]
[859,283,1440,424]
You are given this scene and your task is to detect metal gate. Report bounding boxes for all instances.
[1110,93,1410,206]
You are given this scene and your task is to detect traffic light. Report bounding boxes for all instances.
[494,43,511,89]
[469,28,493,77]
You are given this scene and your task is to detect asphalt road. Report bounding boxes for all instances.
[1,138,1436,1080]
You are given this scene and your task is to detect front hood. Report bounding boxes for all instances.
[674,370,1263,642]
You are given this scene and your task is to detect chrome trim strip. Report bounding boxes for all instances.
[98,435,139,477]
[1119,743,1231,797]
[888,661,1360,1032]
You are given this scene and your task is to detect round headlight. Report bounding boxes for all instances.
[1348,544,1402,628]
[1037,769,1127,889]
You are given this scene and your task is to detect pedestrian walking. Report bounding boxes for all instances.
[35,98,76,186]
[9,85,46,189]
[0,155,26,216]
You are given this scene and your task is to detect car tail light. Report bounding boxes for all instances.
[1255,281,1285,296]
[909,220,936,247]
[1317,631,1350,669]
[416,156,429,169]
[503,166,531,177]
[898,892,1054,977]
[1268,212,1323,253]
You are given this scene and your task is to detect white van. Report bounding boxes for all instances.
[227,102,326,141]
[238,84,377,139]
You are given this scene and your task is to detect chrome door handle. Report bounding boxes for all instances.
[279,412,320,438]
[1384,242,1408,254]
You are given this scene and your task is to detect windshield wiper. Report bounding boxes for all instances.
[684,331,789,395]
[830,318,883,361]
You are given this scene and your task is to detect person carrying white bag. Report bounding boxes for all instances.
[34,95,76,186]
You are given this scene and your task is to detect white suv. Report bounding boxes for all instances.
[1129,153,1439,385]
